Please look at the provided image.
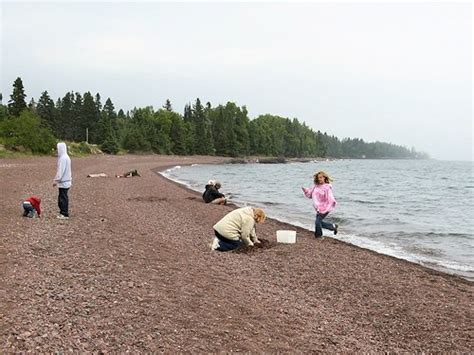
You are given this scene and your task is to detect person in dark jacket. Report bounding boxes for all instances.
[202,180,227,205]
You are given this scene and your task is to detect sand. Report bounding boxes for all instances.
[0,155,472,352]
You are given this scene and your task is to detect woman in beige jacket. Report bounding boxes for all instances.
[211,207,266,251]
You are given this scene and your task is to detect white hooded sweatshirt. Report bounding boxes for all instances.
[54,142,72,188]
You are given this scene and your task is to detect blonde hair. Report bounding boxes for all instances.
[253,208,266,223]
[313,171,333,185]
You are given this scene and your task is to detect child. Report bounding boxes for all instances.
[22,196,41,218]
[53,142,72,219]
[302,171,338,238]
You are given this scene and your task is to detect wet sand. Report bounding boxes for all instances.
[1,155,472,352]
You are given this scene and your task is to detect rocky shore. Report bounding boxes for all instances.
[1,155,472,352]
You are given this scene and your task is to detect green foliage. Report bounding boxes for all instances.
[101,131,120,154]
[8,77,27,117]
[122,126,151,152]
[0,77,428,158]
[0,110,56,154]
[37,91,57,131]
[0,104,8,122]
[163,99,173,111]
[192,98,214,155]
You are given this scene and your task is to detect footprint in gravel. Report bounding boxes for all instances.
[127,196,168,202]
[232,239,275,254]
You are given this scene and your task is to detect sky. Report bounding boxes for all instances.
[1,1,472,161]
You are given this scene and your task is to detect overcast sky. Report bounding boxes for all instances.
[1,1,472,161]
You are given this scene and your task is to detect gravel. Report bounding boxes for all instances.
[1,154,472,352]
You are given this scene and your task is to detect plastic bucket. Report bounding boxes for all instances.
[276,230,296,244]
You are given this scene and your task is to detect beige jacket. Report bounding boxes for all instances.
[213,207,259,246]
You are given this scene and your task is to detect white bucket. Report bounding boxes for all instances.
[276,230,296,244]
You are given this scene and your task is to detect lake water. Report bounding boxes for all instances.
[162,159,474,280]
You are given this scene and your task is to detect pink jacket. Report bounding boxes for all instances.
[303,183,337,214]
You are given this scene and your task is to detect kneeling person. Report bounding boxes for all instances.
[202,180,226,205]
[211,207,266,252]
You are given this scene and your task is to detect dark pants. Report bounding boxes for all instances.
[22,202,36,218]
[315,212,335,238]
[58,188,69,217]
[214,230,242,252]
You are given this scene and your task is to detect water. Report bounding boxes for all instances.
[162,160,474,280]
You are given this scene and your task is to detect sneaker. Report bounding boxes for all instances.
[333,224,339,235]
[210,238,221,251]
[57,214,69,220]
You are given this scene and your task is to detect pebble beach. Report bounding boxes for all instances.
[1,155,472,352]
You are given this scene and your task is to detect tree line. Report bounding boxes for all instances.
[0,77,428,158]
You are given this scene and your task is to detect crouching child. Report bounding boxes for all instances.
[22,196,41,218]
[210,207,266,252]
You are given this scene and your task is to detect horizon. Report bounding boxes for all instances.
[1,2,472,161]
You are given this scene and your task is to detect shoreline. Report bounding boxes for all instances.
[1,155,472,352]
[159,163,474,282]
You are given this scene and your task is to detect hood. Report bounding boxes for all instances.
[30,196,41,204]
[57,142,68,157]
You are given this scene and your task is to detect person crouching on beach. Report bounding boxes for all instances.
[22,196,41,218]
[53,142,72,220]
[210,207,266,251]
[202,180,227,205]
[302,171,338,238]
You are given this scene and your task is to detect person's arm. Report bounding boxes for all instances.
[53,159,65,186]
[302,185,315,199]
[240,218,255,246]
[250,226,260,244]
[210,187,225,199]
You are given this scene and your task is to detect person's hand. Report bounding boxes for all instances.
[247,241,254,247]
[254,239,261,244]
[53,182,57,187]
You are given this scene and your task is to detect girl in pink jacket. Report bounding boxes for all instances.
[302,171,338,238]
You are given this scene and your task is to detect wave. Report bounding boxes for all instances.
[335,233,474,278]
[261,201,283,206]
[349,199,379,205]
[383,231,473,241]
[168,165,181,171]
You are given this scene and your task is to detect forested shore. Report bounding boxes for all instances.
[0,77,428,159]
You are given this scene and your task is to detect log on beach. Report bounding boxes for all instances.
[0,155,472,352]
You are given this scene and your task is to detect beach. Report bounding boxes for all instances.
[1,155,472,352]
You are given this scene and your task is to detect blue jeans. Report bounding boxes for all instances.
[315,212,335,238]
[214,230,243,252]
[22,202,36,218]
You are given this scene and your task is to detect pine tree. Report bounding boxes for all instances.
[103,98,117,131]
[8,77,27,117]
[100,123,120,154]
[58,92,74,140]
[81,92,98,143]
[37,91,57,131]
[170,113,187,155]
[72,92,83,141]
[28,98,36,111]
[192,98,214,155]
[163,99,173,111]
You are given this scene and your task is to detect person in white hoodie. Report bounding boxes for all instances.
[53,142,72,219]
